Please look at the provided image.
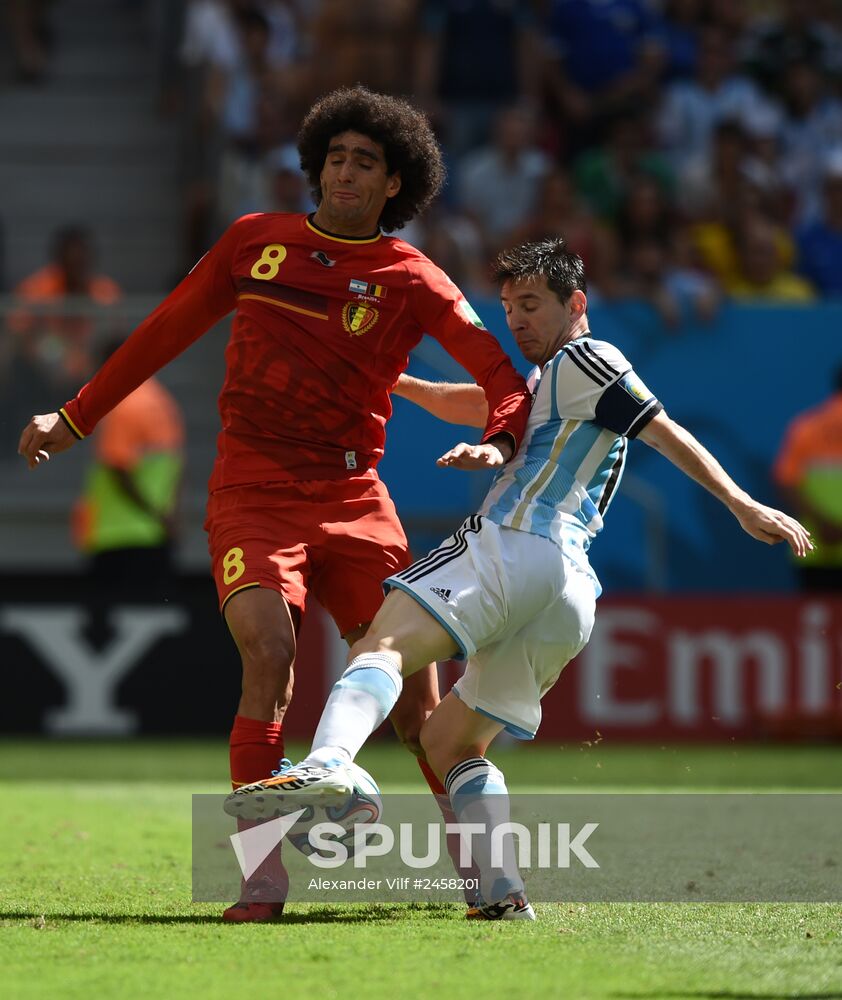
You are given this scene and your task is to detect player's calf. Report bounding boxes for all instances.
[389,663,441,757]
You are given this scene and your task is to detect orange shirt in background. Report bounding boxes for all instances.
[95,377,185,469]
[15,264,122,306]
[774,394,842,490]
[73,377,184,553]
[10,264,122,380]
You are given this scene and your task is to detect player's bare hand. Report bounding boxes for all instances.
[733,500,814,557]
[436,442,506,470]
[17,412,77,470]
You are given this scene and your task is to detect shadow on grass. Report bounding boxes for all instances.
[1,903,458,926]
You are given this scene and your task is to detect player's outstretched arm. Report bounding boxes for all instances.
[638,410,813,557]
[393,374,488,427]
[18,412,77,469]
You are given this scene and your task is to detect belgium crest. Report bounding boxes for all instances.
[342,301,379,336]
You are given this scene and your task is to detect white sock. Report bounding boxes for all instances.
[304,652,402,766]
[445,757,524,903]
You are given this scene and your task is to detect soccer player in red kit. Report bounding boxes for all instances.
[17,87,531,921]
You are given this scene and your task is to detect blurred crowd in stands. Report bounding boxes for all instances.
[163,0,842,325]
[6,0,842,349]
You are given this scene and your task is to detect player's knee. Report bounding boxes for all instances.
[225,589,296,677]
[419,726,449,773]
[234,621,295,670]
[238,629,294,698]
[420,721,481,779]
[347,630,388,663]
[240,629,293,670]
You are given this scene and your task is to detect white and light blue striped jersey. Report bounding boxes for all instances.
[479,335,661,546]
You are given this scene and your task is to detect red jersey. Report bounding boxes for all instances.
[61,213,530,489]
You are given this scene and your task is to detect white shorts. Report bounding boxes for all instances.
[384,516,598,739]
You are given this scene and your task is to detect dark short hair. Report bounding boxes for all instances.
[52,225,91,258]
[491,238,587,301]
[234,7,270,34]
[714,118,745,142]
[297,86,445,232]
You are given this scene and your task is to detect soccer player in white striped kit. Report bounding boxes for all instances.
[227,239,812,919]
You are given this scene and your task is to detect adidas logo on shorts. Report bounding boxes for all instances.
[429,587,452,602]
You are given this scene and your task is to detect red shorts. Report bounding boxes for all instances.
[204,472,411,636]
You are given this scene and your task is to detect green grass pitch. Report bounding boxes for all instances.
[1,739,840,1000]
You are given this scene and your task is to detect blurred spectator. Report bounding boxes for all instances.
[209,7,299,226]
[414,0,538,158]
[622,230,720,330]
[412,207,488,297]
[148,0,189,114]
[742,0,842,100]
[822,0,842,38]
[72,340,185,590]
[655,0,704,83]
[510,169,618,295]
[5,0,52,83]
[796,152,842,297]
[0,216,6,292]
[678,118,748,221]
[308,0,417,97]
[703,0,749,39]
[574,110,672,224]
[729,216,815,302]
[691,173,797,290]
[623,237,683,328]
[8,226,122,387]
[778,59,842,223]
[617,173,674,248]
[774,365,842,591]
[740,101,795,226]
[178,0,305,263]
[664,225,721,322]
[457,106,550,252]
[614,172,719,325]
[657,25,766,172]
[542,0,665,152]
[181,0,302,72]
[264,143,312,213]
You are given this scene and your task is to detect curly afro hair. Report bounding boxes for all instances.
[297,86,445,232]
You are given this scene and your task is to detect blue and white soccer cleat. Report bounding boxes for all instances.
[223,758,358,821]
[465,892,536,921]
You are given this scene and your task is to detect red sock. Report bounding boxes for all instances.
[230,714,286,788]
[418,758,481,903]
[229,714,289,902]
